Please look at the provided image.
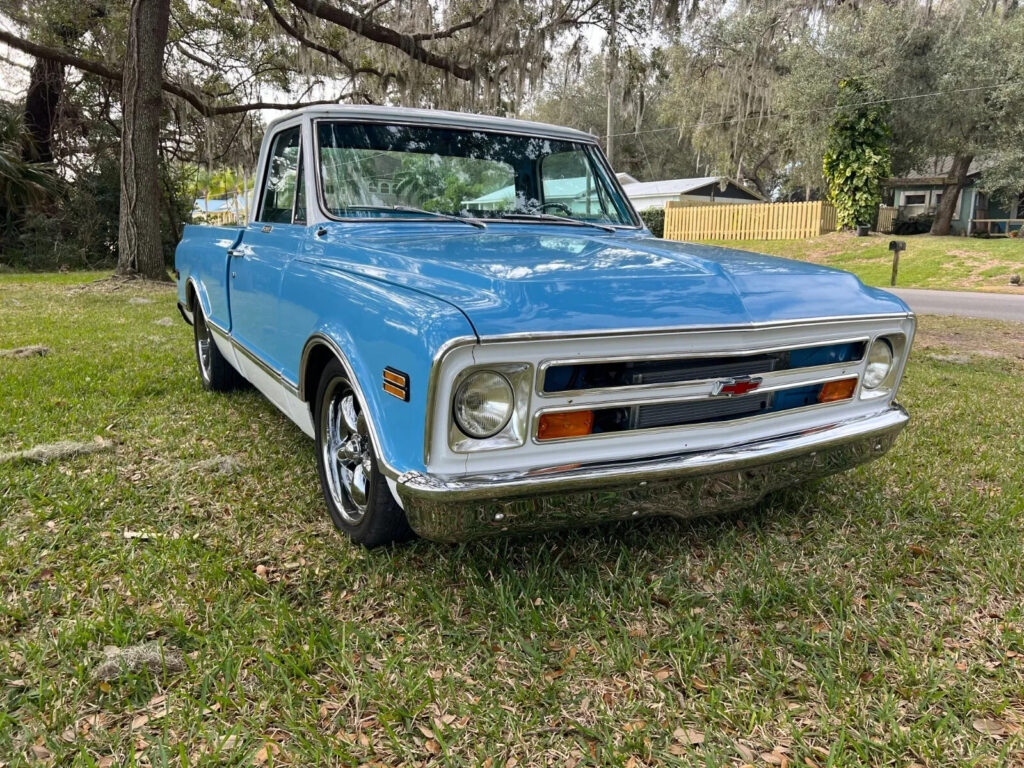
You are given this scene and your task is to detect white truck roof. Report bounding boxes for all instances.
[266,104,598,143]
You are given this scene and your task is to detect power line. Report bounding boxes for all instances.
[599,80,1022,139]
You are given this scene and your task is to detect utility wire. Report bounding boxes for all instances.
[598,80,1022,139]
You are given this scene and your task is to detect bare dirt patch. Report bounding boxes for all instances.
[914,315,1024,363]
[947,249,991,259]
[67,275,175,295]
[795,232,882,262]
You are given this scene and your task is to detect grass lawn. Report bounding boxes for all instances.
[703,232,1024,293]
[2,274,1024,767]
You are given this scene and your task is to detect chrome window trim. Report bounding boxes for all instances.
[535,335,870,397]
[310,117,643,229]
[255,122,303,225]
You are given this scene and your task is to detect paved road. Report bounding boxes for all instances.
[887,288,1024,323]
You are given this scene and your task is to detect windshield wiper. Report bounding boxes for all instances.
[342,204,486,229]
[497,212,616,233]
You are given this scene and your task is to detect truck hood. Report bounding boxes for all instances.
[310,227,910,337]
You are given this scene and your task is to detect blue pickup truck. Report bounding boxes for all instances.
[175,105,914,546]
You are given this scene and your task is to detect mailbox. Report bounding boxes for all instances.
[888,241,905,286]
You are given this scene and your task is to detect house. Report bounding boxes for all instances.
[619,176,765,211]
[885,159,1022,235]
[192,193,251,226]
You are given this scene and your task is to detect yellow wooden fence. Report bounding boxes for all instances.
[663,200,838,241]
[876,206,897,234]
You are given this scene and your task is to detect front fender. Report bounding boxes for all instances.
[282,260,476,477]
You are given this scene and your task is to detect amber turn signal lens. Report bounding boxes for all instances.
[818,377,858,403]
[537,410,594,440]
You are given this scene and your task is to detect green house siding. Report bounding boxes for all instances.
[893,182,977,234]
[957,187,975,233]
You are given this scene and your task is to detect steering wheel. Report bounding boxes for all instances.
[538,202,572,216]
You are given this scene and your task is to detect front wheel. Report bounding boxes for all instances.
[313,359,414,547]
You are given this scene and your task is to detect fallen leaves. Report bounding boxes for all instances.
[972,717,1020,738]
[252,741,282,765]
[668,727,706,753]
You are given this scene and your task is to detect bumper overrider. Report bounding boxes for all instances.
[395,405,909,541]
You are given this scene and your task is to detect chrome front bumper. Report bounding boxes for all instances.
[396,405,909,541]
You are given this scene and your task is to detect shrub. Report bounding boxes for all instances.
[822,79,892,229]
[893,212,934,236]
[639,207,664,237]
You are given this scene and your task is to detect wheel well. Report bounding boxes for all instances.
[302,343,337,404]
[185,282,198,311]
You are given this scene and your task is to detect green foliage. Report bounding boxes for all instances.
[892,212,934,237]
[0,105,58,242]
[639,206,664,237]
[394,154,509,213]
[530,52,698,183]
[822,80,891,229]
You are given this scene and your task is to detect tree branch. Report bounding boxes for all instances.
[262,0,385,79]
[284,0,477,80]
[0,27,342,116]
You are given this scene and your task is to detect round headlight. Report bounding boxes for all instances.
[453,371,514,438]
[863,338,894,389]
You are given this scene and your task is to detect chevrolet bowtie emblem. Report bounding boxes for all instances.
[711,375,763,397]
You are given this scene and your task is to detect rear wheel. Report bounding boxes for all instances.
[314,359,414,547]
[193,304,240,392]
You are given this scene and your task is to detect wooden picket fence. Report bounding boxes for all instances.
[663,200,838,241]
[876,206,897,234]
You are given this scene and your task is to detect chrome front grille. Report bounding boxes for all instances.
[628,356,777,428]
[633,392,772,429]
[541,340,864,395]
[535,339,869,439]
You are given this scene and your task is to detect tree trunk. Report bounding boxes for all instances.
[603,0,618,167]
[116,0,171,280]
[930,153,973,236]
[22,57,65,163]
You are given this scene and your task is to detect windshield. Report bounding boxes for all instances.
[316,121,636,227]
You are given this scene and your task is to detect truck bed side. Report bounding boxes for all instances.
[175,224,244,330]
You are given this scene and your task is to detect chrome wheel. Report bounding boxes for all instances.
[320,379,372,525]
[195,311,213,382]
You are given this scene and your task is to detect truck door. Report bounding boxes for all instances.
[229,124,306,377]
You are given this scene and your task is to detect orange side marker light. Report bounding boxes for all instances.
[818,377,858,403]
[537,410,595,440]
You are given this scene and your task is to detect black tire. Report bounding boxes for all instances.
[313,359,414,547]
[193,303,241,392]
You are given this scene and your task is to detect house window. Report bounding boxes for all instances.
[904,193,926,205]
